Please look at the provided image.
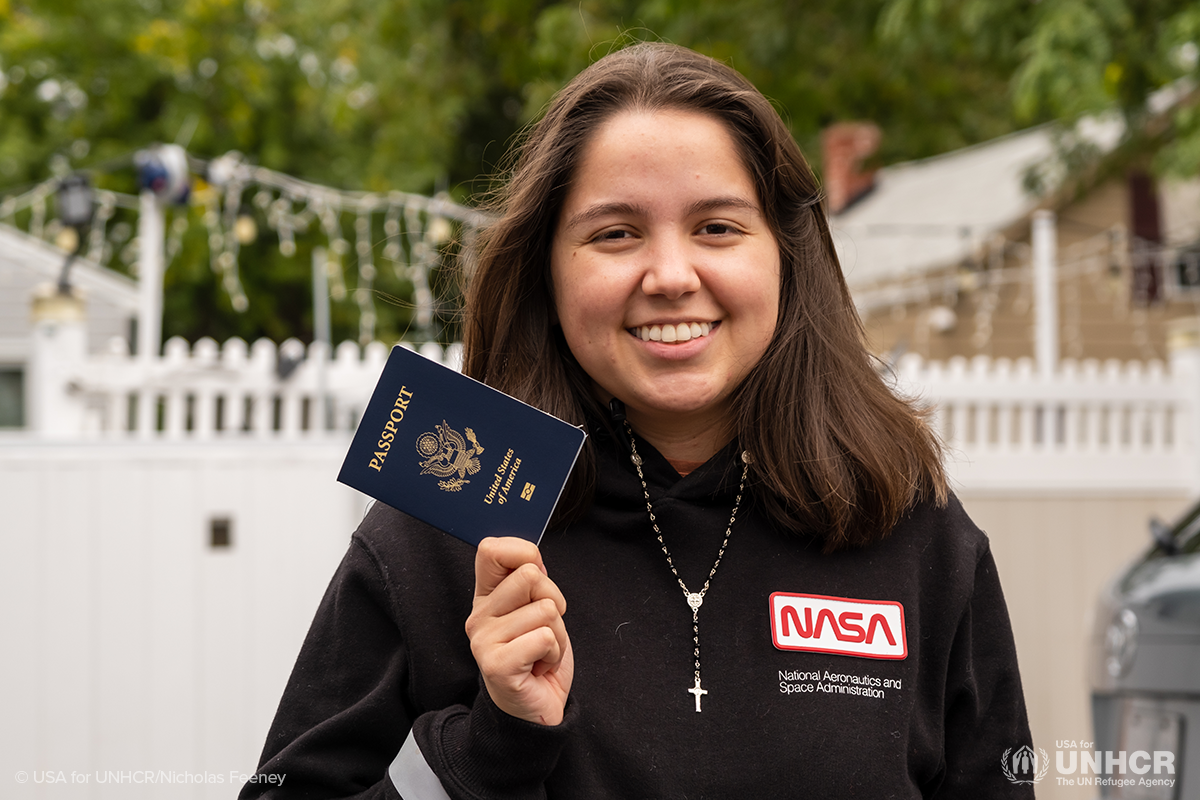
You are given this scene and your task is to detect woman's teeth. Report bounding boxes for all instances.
[634,322,712,343]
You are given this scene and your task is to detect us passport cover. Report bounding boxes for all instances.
[337,345,587,546]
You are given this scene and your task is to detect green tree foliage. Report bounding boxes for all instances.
[0,0,1034,344]
[880,0,1200,177]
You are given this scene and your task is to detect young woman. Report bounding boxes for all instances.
[243,43,1034,799]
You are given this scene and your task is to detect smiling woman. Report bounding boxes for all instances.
[244,43,1035,800]
[550,108,780,462]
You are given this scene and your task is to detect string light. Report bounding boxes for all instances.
[862,224,1189,360]
[0,150,489,340]
[10,148,1190,356]
[84,191,118,266]
[355,205,377,344]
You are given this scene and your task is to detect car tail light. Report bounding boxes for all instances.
[1106,608,1139,679]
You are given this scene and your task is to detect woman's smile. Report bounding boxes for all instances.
[630,320,716,343]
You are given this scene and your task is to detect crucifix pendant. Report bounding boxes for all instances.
[688,677,708,712]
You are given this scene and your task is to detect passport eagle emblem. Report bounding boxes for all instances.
[416,421,485,492]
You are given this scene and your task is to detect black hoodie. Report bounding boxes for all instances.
[243,428,1035,799]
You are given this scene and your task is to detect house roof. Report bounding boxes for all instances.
[831,114,1125,307]
[0,223,138,360]
[0,223,138,308]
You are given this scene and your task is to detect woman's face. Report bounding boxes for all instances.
[550,109,780,439]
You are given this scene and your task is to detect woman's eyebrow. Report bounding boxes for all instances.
[686,196,759,216]
[563,201,648,231]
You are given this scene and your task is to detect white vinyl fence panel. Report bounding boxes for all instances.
[1,441,369,799]
[65,336,461,441]
[892,351,1200,493]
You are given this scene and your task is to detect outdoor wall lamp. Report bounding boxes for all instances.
[55,172,95,294]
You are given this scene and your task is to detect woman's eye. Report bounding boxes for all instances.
[701,223,735,235]
[594,229,631,242]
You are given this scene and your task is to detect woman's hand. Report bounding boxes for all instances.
[465,537,574,726]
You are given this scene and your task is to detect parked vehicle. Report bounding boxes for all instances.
[1091,502,1200,799]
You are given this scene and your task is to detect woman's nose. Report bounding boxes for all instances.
[640,237,701,299]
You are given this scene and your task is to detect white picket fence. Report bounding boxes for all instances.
[23,306,1200,493]
[891,350,1200,493]
[71,336,461,440]
[24,306,460,442]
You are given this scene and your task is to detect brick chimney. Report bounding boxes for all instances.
[821,122,882,215]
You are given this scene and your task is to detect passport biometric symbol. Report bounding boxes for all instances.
[416,421,485,492]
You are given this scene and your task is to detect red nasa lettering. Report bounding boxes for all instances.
[770,592,907,660]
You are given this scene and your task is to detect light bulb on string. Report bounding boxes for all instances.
[268,195,297,256]
[956,264,980,293]
[165,214,190,264]
[234,208,258,245]
[1107,226,1128,295]
[426,215,451,245]
[328,254,346,301]
[383,204,403,262]
[1107,260,1124,295]
[955,226,982,293]
[54,225,78,253]
[85,192,116,265]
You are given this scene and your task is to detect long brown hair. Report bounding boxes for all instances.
[462,42,946,551]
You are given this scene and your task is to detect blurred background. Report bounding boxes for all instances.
[2,1,1199,798]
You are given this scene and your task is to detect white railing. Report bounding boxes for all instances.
[27,316,460,440]
[891,351,1199,492]
[88,336,461,439]
[23,301,1200,492]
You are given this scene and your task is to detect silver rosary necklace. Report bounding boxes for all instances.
[625,423,750,712]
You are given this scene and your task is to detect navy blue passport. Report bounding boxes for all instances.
[337,345,587,546]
